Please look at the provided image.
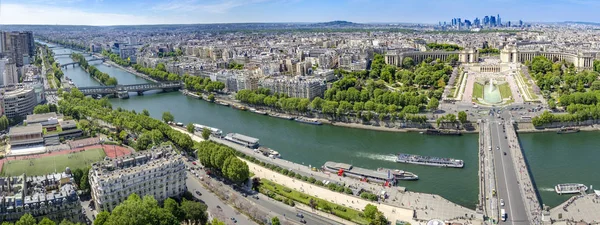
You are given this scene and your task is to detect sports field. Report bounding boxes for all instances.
[1,148,106,176]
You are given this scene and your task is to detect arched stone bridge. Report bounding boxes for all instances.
[45,81,183,97]
[61,58,107,68]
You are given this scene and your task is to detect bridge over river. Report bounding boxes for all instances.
[480,110,546,225]
[45,81,183,98]
[60,57,107,68]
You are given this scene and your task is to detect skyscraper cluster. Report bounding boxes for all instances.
[442,14,524,30]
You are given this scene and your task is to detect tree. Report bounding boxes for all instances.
[458,111,468,124]
[402,57,414,69]
[142,109,150,117]
[94,211,110,225]
[38,218,56,225]
[221,157,249,183]
[271,217,281,225]
[104,194,178,225]
[0,115,8,131]
[180,199,208,224]
[162,111,175,123]
[201,128,211,140]
[427,97,439,111]
[208,93,215,102]
[207,219,226,225]
[363,204,378,220]
[16,214,36,225]
[164,198,184,221]
[186,123,195,133]
[34,105,51,114]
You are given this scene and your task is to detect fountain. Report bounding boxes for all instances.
[482,78,502,104]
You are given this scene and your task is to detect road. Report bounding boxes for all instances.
[186,173,257,225]
[489,111,528,224]
[185,158,343,225]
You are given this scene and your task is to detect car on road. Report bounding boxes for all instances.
[230,217,237,223]
[503,152,507,155]
[299,219,306,224]
[192,161,197,165]
[296,213,304,218]
[195,190,202,196]
[500,199,505,206]
[252,195,259,200]
[496,146,500,150]
[216,205,221,210]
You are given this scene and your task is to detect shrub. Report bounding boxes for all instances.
[315,180,324,186]
[288,171,296,177]
[308,177,316,183]
[295,174,302,179]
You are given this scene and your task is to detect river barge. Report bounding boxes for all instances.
[396,153,464,168]
[322,161,398,186]
[224,133,259,149]
[257,147,281,158]
[249,108,268,115]
[232,104,247,111]
[557,127,580,134]
[555,183,588,194]
[294,117,322,125]
[270,113,295,120]
[193,124,223,137]
[377,168,419,180]
[217,101,230,107]
[424,129,461,136]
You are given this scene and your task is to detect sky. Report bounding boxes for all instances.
[0,0,599,26]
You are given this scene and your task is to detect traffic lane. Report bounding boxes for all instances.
[186,175,257,225]
[492,122,528,224]
[491,122,511,224]
[247,193,344,225]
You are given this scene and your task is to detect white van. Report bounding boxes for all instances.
[501,209,507,221]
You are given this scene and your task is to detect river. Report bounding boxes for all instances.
[46,42,599,209]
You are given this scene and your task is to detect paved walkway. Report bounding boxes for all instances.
[244,159,418,224]
[550,194,600,224]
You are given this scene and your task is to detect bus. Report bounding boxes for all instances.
[501,209,507,221]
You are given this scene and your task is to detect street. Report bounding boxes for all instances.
[490,111,528,224]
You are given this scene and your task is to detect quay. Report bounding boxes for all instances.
[207,136,481,224]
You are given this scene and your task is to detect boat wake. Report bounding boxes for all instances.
[356,152,396,162]
[539,187,555,192]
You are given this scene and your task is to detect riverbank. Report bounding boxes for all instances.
[515,123,600,133]
[99,56,160,83]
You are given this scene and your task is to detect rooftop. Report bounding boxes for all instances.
[26,112,58,124]
[9,124,42,136]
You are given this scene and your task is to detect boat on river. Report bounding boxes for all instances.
[294,117,322,125]
[322,161,396,186]
[555,183,588,194]
[557,127,580,134]
[193,124,223,137]
[232,104,247,111]
[270,113,294,120]
[217,101,230,107]
[424,129,461,136]
[224,133,259,149]
[249,108,267,115]
[377,168,419,180]
[396,153,464,168]
[257,147,281,158]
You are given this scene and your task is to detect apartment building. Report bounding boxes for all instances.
[2,87,37,118]
[260,76,327,99]
[0,173,82,223]
[89,146,186,212]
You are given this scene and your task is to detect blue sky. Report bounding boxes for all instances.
[0,0,599,25]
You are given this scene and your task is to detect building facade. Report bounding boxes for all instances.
[259,76,327,99]
[0,173,82,223]
[2,87,37,118]
[89,146,186,212]
[385,48,479,66]
[500,45,599,69]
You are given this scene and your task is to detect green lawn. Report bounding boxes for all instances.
[2,148,106,176]
[498,83,513,99]
[259,179,369,224]
[473,83,484,99]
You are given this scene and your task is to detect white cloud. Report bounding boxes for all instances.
[0,3,169,25]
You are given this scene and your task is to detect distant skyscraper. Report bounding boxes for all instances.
[490,16,497,27]
[483,16,490,26]
[497,14,501,26]
[507,21,511,27]
[474,18,480,27]
[519,20,523,27]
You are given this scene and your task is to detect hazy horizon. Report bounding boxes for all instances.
[0,0,599,26]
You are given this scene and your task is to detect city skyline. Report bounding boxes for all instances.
[0,0,599,26]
